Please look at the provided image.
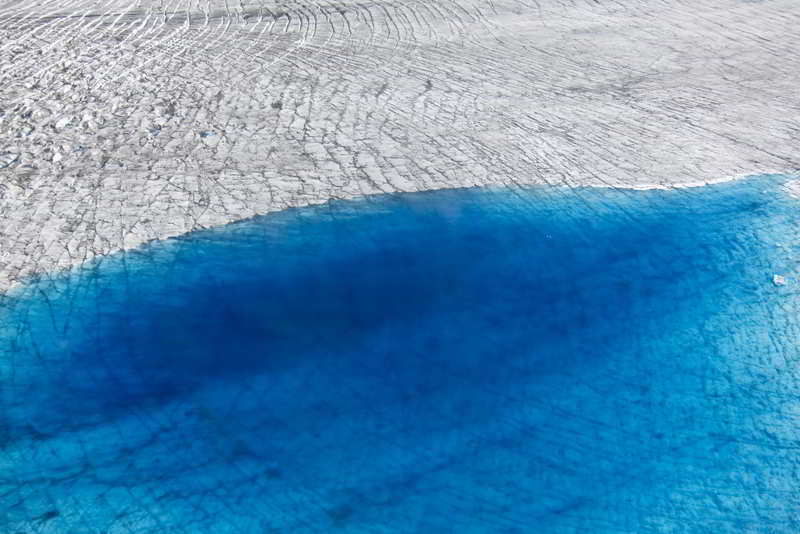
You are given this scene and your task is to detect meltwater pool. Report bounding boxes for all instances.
[1,175,798,532]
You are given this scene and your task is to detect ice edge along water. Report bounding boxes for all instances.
[2,170,798,298]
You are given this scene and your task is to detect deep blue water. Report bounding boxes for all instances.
[1,175,799,533]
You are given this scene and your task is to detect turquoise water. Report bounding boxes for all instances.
[1,175,799,532]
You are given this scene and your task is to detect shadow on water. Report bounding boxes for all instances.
[1,176,799,531]
[11,185,719,422]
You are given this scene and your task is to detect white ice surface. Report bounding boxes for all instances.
[1,0,799,292]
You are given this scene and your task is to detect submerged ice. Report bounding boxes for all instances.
[1,175,799,532]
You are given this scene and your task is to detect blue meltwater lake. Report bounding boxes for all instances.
[1,175,799,532]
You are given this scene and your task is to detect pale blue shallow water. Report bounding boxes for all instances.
[1,175,799,532]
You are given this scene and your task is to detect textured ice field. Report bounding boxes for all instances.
[2,0,800,531]
[1,0,800,292]
[1,174,799,532]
